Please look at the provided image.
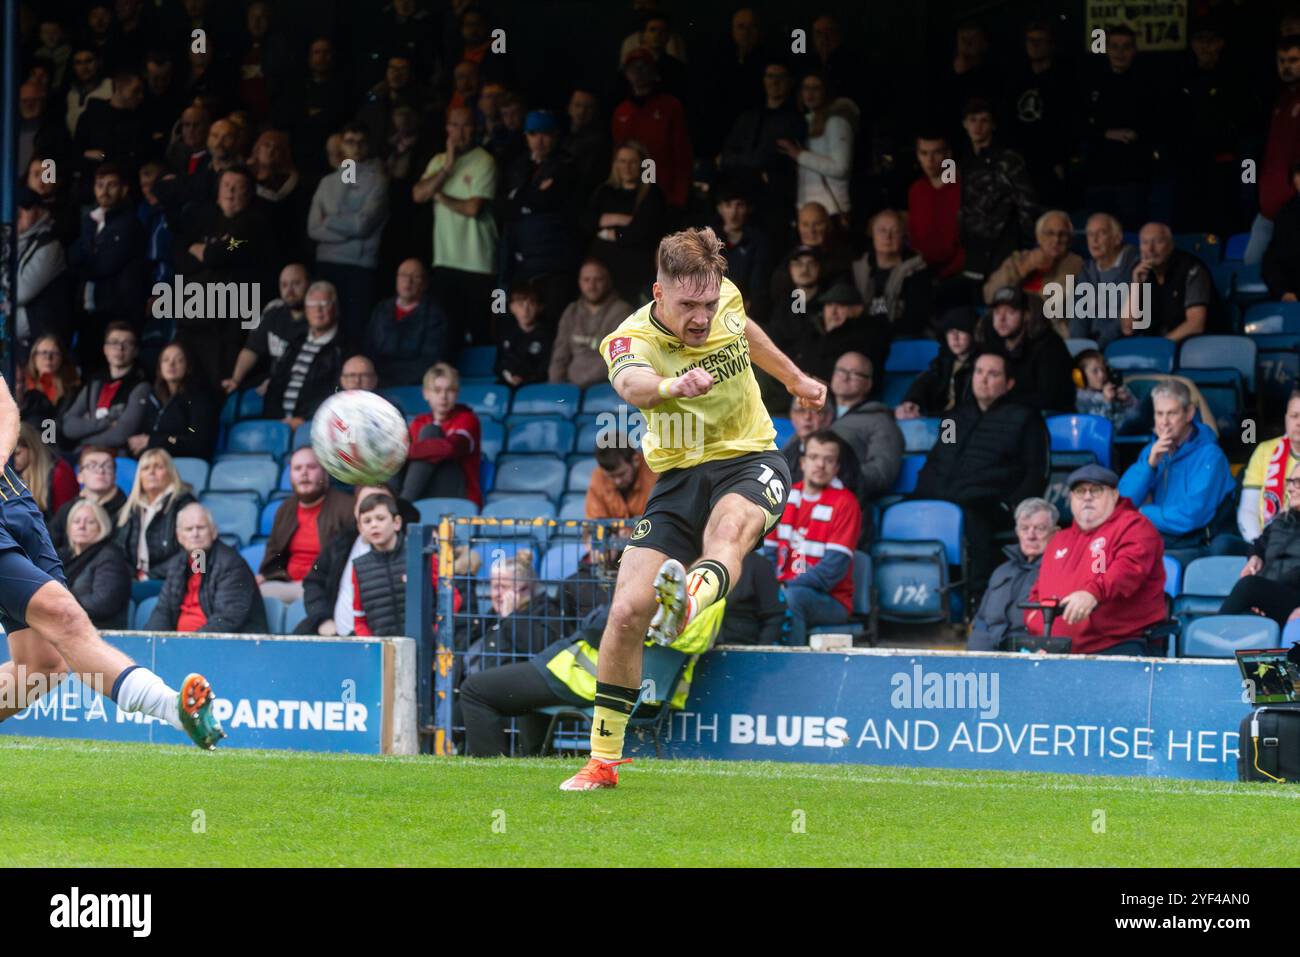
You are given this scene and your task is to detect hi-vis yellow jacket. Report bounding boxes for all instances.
[543,600,725,710]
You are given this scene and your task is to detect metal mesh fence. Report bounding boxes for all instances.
[413,516,632,755]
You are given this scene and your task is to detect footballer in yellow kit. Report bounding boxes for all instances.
[560,227,826,792]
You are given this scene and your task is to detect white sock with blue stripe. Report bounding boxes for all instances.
[111,666,183,730]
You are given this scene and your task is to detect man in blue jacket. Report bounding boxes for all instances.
[1117,379,1235,564]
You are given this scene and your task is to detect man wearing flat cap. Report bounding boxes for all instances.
[1024,464,1167,655]
[976,284,1076,413]
[791,278,890,386]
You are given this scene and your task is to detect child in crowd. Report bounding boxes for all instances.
[1074,349,1140,432]
[495,280,550,387]
[350,493,407,637]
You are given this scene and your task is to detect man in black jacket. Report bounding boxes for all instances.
[979,286,1075,413]
[913,351,1049,596]
[68,164,148,357]
[173,167,276,390]
[262,280,344,433]
[146,503,267,633]
[363,259,449,386]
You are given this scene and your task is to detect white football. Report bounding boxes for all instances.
[310,390,410,486]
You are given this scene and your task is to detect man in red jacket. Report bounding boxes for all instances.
[610,50,692,208]
[1025,465,1166,655]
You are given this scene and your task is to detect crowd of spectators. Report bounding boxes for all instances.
[14,2,1300,653]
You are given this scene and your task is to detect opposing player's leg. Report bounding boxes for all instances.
[559,544,667,791]
[19,578,226,749]
[0,628,67,721]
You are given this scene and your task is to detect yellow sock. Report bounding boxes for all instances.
[591,682,638,760]
[685,559,730,623]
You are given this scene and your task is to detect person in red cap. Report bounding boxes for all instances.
[1025,464,1167,655]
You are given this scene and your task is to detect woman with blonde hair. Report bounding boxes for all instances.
[583,139,667,302]
[12,421,77,519]
[60,499,132,629]
[113,448,196,581]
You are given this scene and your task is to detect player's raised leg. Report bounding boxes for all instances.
[650,493,771,645]
[18,579,225,749]
[558,544,666,791]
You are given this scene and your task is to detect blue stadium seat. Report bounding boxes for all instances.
[1178,335,1257,393]
[1173,232,1222,265]
[237,389,264,419]
[219,390,240,426]
[872,500,964,623]
[480,419,505,460]
[772,416,794,448]
[1065,337,1099,357]
[208,458,280,503]
[225,420,291,460]
[277,460,292,491]
[414,497,478,524]
[458,382,510,420]
[511,383,581,418]
[1231,262,1269,301]
[557,492,586,523]
[1046,414,1113,469]
[1242,301,1300,335]
[172,457,209,494]
[898,417,941,453]
[577,411,645,452]
[479,496,556,538]
[1181,615,1280,658]
[1284,619,1300,648]
[131,579,163,603]
[1163,555,1182,599]
[115,456,137,495]
[540,540,584,585]
[200,494,259,547]
[240,542,266,572]
[133,596,158,630]
[1172,555,1246,628]
[568,457,597,493]
[293,420,312,450]
[884,339,938,373]
[492,454,567,499]
[480,457,494,494]
[1224,232,1249,262]
[1182,555,1246,594]
[1104,338,1176,373]
[580,383,622,415]
[880,373,916,407]
[506,417,576,454]
[456,346,496,379]
[379,386,426,416]
[890,454,925,494]
[259,499,281,536]
[263,596,286,635]
[284,598,307,634]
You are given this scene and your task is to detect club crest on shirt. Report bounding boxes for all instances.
[608,337,632,361]
[631,518,652,540]
[722,311,745,336]
[1089,536,1106,554]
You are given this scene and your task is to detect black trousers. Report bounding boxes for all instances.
[1219,576,1300,628]
[432,266,496,349]
[961,497,1014,601]
[459,660,577,757]
[399,422,468,500]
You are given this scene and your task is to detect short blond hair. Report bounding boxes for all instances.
[656,227,728,289]
[422,362,459,391]
[66,499,112,546]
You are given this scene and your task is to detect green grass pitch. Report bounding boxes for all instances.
[1,736,1291,866]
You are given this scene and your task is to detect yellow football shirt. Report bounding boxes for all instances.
[599,278,775,473]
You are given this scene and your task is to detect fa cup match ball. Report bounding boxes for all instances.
[310,391,410,486]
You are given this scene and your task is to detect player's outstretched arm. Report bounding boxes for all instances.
[612,366,714,410]
[0,375,20,470]
[744,318,826,410]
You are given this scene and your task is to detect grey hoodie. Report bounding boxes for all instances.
[307,158,389,269]
[830,399,904,499]
[16,215,66,342]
